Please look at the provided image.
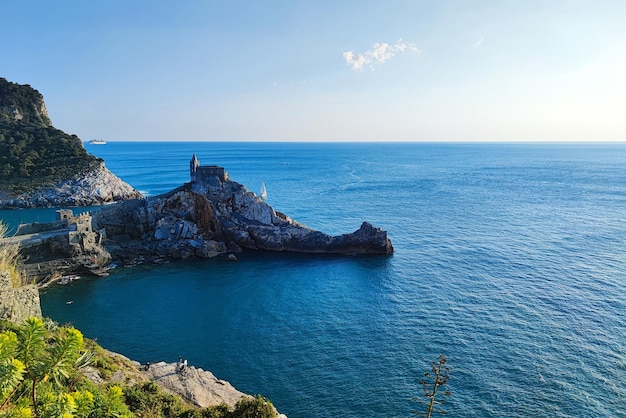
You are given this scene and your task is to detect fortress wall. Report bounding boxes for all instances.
[16,220,68,235]
[0,270,42,322]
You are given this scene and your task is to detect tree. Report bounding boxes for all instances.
[413,355,451,417]
[0,317,132,417]
[0,315,279,417]
[0,317,82,415]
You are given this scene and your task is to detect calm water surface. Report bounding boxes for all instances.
[3,142,625,417]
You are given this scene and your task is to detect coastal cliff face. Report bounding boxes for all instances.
[0,161,142,208]
[89,353,287,417]
[0,77,51,125]
[0,77,141,206]
[94,168,393,260]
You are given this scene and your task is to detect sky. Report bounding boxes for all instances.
[2,0,626,142]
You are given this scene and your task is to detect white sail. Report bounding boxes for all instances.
[260,182,267,200]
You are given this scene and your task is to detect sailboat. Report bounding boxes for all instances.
[260,182,267,200]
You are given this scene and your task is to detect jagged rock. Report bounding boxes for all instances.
[94,168,393,259]
[79,351,286,417]
[0,161,142,208]
[7,163,391,283]
[145,362,248,409]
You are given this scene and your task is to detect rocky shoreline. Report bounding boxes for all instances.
[3,162,393,284]
[94,167,393,263]
[0,160,142,208]
[1,156,391,416]
[89,352,287,417]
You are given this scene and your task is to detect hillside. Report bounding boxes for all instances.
[0,77,142,207]
[0,78,51,125]
[0,77,100,193]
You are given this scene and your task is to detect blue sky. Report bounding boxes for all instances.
[2,1,625,142]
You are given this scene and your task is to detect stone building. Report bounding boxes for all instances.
[1,209,110,282]
[190,154,228,183]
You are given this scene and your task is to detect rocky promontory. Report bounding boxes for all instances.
[83,353,286,417]
[0,77,141,207]
[5,161,392,283]
[94,161,393,261]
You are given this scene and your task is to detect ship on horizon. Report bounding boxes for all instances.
[88,139,107,145]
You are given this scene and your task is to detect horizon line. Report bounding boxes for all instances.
[83,139,626,144]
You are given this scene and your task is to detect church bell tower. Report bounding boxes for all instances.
[190,153,199,182]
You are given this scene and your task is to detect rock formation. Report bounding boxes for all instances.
[143,362,249,409]
[8,162,392,282]
[84,353,287,417]
[143,362,287,417]
[0,78,51,125]
[0,161,142,208]
[94,164,393,261]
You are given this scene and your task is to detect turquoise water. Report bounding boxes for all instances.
[3,142,626,417]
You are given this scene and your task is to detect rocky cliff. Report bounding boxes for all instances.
[94,168,393,260]
[0,77,51,125]
[88,353,286,417]
[0,160,142,208]
[0,77,141,205]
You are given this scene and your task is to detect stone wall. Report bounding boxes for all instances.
[0,270,42,322]
[16,220,68,235]
[195,166,228,183]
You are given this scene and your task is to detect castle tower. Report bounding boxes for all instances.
[190,153,200,182]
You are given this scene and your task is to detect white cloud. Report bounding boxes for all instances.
[474,37,485,48]
[343,39,419,71]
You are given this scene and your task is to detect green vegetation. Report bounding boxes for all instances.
[0,122,100,193]
[0,213,280,417]
[0,317,133,417]
[413,355,451,417]
[0,78,50,126]
[123,381,277,418]
[0,318,278,418]
[0,78,100,193]
[229,396,277,418]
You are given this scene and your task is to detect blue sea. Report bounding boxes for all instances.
[2,142,625,417]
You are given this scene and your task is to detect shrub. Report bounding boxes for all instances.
[0,317,133,417]
[124,381,190,417]
[230,395,277,418]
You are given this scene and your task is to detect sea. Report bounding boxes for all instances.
[1,142,625,417]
